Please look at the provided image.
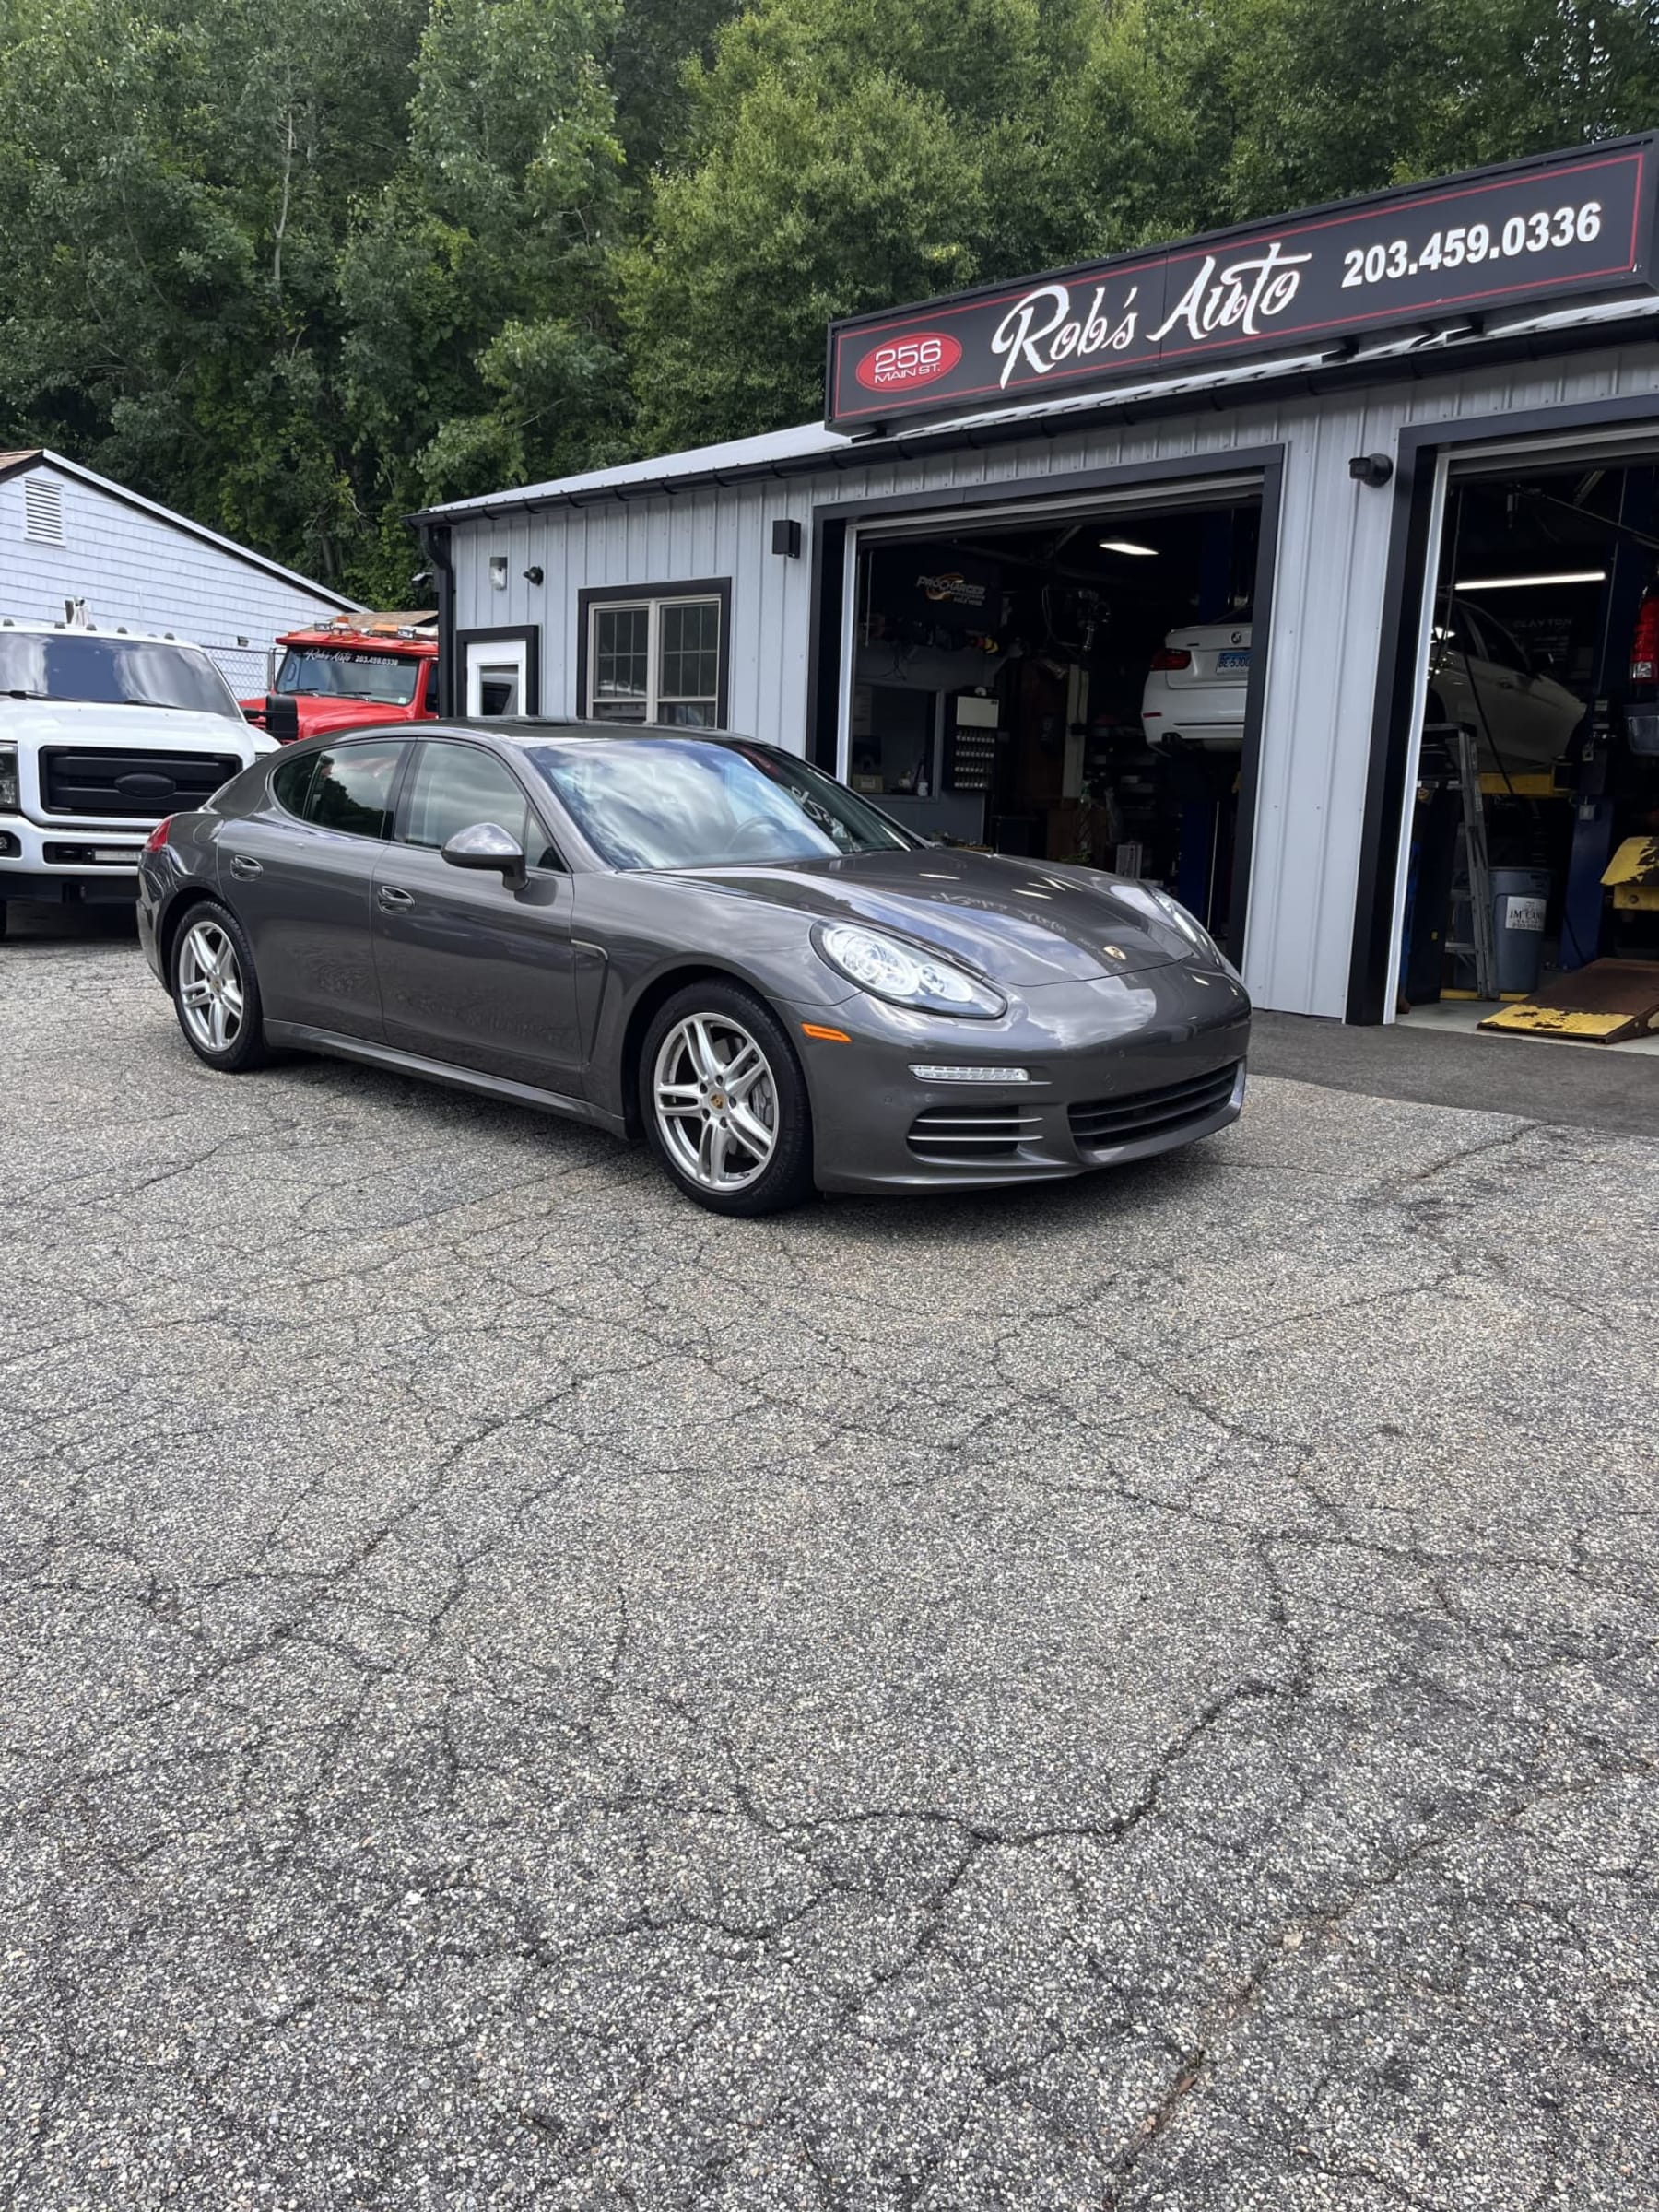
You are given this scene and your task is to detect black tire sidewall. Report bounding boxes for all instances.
[640,982,815,1217]
[170,899,267,1072]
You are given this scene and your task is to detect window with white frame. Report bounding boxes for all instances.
[586,592,724,726]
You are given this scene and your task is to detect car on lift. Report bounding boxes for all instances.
[135,722,1250,1217]
[1139,596,1585,770]
[0,610,275,936]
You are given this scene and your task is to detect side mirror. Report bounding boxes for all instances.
[441,819,525,888]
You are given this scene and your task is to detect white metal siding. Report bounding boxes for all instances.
[449,337,1659,1018]
[0,465,350,693]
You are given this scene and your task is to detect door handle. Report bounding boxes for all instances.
[376,885,415,911]
[229,854,262,878]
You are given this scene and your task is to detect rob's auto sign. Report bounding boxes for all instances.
[825,139,1657,432]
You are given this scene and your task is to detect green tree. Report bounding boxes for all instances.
[625,0,1659,453]
[606,0,743,174]
[621,0,1104,447]
[0,0,427,590]
[341,0,630,547]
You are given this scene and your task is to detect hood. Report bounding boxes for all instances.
[0,698,260,753]
[665,850,1191,985]
[241,694,423,736]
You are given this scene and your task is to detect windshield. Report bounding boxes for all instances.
[526,737,916,870]
[276,647,421,707]
[0,633,241,717]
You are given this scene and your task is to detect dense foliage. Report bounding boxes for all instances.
[0,0,1653,599]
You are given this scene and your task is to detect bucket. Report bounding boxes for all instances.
[1490,867,1551,996]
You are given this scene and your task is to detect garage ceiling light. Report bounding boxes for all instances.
[1455,569,1606,591]
[1100,537,1159,557]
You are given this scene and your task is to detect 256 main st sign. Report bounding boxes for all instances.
[826,139,1657,433]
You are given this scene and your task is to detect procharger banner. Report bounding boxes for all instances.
[825,138,1657,433]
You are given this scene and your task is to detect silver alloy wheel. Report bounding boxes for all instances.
[653,1013,779,1193]
[177,918,245,1053]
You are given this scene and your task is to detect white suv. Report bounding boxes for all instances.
[0,614,275,935]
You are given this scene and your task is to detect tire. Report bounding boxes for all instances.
[639,981,815,1218]
[169,900,270,1073]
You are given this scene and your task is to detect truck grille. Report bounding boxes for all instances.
[907,1102,1043,1163]
[1069,1063,1241,1152]
[39,747,243,819]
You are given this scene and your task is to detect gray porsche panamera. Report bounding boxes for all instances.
[135,720,1250,1216]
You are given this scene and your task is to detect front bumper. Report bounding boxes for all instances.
[788,959,1251,1194]
[0,814,147,899]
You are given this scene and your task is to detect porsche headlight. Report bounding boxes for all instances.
[815,923,1006,1018]
[1113,883,1236,975]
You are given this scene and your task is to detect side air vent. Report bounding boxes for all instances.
[907,1102,1041,1163]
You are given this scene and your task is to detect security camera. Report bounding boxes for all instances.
[1348,453,1394,488]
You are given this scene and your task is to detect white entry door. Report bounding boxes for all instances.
[465,637,529,717]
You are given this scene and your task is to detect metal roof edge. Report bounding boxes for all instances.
[415,299,1659,529]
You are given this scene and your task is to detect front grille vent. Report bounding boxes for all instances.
[1069,1063,1240,1152]
[907,1102,1042,1163]
[39,747,242,819]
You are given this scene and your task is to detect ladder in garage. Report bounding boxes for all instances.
[1441,724,1497,1000]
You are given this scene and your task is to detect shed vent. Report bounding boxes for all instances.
[22,477,64,546]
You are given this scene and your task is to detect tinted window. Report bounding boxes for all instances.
[526,738,914,871]
[274,647,420,707]
[271,753,317,817]
[402,741,556,864]
[303,743,406,839]
[0,633,241,717]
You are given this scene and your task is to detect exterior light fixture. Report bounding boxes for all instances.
[1099,537,1158,556]
[488,555,508,590]
[771,519,803,559]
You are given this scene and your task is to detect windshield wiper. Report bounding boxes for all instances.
[3,688,53,700]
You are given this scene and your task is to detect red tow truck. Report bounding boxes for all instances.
[241,612,440,741]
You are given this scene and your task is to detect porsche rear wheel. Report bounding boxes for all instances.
[641,982,815,1218]
[171,901,269,1072]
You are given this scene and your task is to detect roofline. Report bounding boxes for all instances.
[0,449,362,611]
[413,300,1659,528]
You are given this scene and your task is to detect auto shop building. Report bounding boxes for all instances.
[418,135,1659,1033]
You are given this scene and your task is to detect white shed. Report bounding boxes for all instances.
[0,449,359,699]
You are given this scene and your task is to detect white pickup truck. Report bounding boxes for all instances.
[0,613,276,935]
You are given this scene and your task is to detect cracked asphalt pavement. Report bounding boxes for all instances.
[3,918,1657,2211]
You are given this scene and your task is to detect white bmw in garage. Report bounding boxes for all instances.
[1139,597,1587,770]
[1138,624,1256,752]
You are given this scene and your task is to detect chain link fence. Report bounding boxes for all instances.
[203,643,272,700]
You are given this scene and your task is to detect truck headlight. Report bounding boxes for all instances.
[0,744,18,812]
